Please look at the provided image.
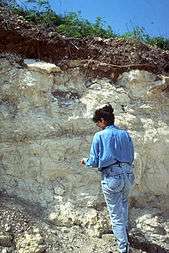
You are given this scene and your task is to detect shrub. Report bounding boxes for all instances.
[122,26,149,42]
[12,6,63,26]
[121,26,169,50]
[147,36,169,50]
[56,13,115,38]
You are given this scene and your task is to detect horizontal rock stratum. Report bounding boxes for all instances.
[1,56,169,210]
[1,56,169,252]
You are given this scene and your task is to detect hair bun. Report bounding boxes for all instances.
[92,103,115,124]
[101,103,114,114]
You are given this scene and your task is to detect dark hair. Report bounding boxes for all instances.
[92,103,115,125]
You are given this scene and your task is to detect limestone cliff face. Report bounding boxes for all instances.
[1,57,169,231]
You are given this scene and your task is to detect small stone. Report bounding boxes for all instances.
[101,234,113,241]
[2,248,8,253]
[5,225,12,232]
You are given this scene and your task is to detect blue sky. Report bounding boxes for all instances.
[17,0,169,37]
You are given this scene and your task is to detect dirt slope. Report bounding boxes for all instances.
[0,6,169,80]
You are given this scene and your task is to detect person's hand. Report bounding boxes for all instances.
[80,159,85,165]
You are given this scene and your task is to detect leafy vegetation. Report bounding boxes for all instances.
[122,26,169,50]
[12,7,63,26]
[56,13,115,38]
[146,36,169,51]
[10,5,115,38]
[2,0,169,50]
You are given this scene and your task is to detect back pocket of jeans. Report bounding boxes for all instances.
[105,175,124,192]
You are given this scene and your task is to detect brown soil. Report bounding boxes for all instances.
[1,6,169,80]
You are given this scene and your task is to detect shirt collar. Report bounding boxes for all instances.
[105,124,115,129]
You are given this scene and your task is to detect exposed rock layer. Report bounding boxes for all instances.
[1,57,169,230]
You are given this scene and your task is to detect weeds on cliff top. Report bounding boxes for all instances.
[122,26,169,51]
[56,13,115,38]
[11,6,115,38]
[5,1,169,50]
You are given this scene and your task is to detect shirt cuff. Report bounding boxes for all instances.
[83,158,88,164]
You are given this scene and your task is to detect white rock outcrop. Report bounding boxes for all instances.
[1,58,169,234]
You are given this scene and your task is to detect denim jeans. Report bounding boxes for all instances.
[101,163,135,253]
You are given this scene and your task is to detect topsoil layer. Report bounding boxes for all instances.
[0,5,169,80]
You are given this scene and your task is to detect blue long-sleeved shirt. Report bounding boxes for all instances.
[85,125,134,168]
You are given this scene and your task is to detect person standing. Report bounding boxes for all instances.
[80,104,135,253]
